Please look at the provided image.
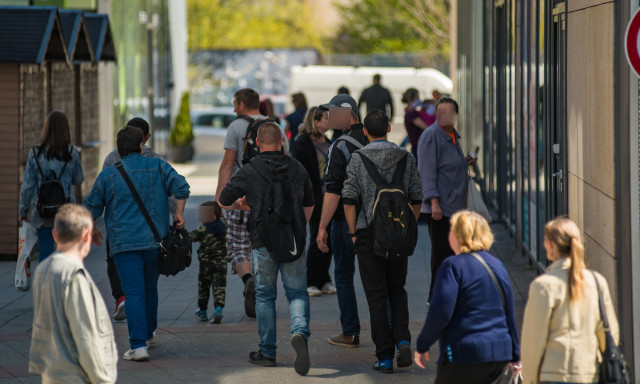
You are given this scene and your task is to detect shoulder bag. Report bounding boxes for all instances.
[115,161,192,276]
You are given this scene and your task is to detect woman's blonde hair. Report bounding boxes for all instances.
[544,217,585,301]
[298,106,325,140]
[449,210,494,253]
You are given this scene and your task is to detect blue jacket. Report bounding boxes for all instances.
[417,122,469,217]
[83,153,190,254]
[19,145,84,228]
[416,251,520,364]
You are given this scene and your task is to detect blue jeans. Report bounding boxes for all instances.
[36,227,55,262]
[113,249,160,349]
[252,247,310,359]
[330,219,360,336]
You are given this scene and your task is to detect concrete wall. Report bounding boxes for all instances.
[566,1,617,302]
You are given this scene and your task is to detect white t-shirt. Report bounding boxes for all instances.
[223,114,290,173]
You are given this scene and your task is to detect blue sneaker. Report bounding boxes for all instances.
[195,309,208,321]
[373,358,393,373]
[396,341,412,367]
[210,307,223,324]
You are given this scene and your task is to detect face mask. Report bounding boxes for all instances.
[411,100,422,109]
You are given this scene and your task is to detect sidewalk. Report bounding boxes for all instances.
[0,153,537,384]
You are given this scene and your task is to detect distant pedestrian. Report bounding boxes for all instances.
[84,127,190,362]
[402,88,430,160]
[358,74,394,118]
[414,210,521,384]
[292,106,336,297]
[342,110,423,373]
[101,117,170,322]
[432,89,443,103]
[337,86,350,95]
[259,98,280,124]
[521,217,619,384]
[19,110,85,262]
[316,94,367,348]
[214,88,289,319]
[417,97,477,301]
[29,204,118,383]
[284,92,308,150]
[219,122,314,376]
[190,201,227,324]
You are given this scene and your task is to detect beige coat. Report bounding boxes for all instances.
[29,253,118,384]
[521,258,619,384]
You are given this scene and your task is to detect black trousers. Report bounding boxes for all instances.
[425,214,455,301]
[355,228,411,360]
[106,240,124,301]
[435,360,508,384]
[307,212,332,288]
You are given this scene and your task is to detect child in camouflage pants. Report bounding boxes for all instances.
[190,201,227,323]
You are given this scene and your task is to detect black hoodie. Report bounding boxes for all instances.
[218,151,314,249]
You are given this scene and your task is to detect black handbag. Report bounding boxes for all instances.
[115,161,192,276]
[591,271,631,384]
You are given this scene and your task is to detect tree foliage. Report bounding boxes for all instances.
[332,0,450,58]
[187,0,323,51]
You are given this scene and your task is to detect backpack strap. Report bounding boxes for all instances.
[336,134,365,149]
[356,152,386,187]
[391,153,408,185]
[33,146,70,180]
[238,115,256,168]
[115,161,163,248]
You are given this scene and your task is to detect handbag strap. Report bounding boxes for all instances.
[471,252,506,307]
[590,270,611,332]
[115,161,163,246]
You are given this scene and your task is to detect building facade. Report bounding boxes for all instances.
[455,0,640,374]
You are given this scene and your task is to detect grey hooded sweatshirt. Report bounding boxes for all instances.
[342,140,423,230]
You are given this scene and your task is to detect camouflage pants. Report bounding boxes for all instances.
[198,258,227,310]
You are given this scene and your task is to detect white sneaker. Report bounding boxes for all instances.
[321,282,337,294]
[146,331,157,349]
[307,286,322,297]
[123,346,149,361]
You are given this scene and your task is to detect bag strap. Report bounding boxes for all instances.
[391,152,408,185]
[238,115,256,168]
[356,152,386,186]
[337,134,365,149]
[115,161,163,246]
[471,252,506,307]
[591,270,611,332]
[33,146,70,181]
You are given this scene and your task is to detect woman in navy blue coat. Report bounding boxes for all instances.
[414,210,521,383]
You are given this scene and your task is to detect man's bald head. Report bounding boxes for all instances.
[256,122,283,151]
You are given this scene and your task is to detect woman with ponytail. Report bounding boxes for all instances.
[521,217,620,383]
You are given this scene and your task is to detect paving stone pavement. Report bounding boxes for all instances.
[0,151,537,384]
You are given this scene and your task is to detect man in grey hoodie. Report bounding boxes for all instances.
[342,110,422,373]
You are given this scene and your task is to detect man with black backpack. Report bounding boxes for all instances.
[214,88,289,318]
[342,110,423,374]
[218,122,314,376]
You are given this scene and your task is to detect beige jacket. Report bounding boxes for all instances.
[521,258,619,384]
[29,253,118,384]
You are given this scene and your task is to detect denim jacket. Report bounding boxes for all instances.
[19,145,85,229]
[83,153,190,254]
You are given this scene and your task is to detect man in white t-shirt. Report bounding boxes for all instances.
[214,88,289,318]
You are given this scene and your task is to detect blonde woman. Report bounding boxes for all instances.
[414,210,521,383]
[292,107,335,297]
[521,217,619,384]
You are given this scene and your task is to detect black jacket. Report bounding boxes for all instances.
[292,133,327,221]
[358,84,394,117]
[219,151,314,249]
[324,123,368,221]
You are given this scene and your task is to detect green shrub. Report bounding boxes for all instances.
[170,92,194,147]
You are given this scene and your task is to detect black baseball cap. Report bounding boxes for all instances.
[320,94,358,114]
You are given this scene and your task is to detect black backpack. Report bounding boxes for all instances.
[238,116,279,165]
[251,156,306,263]
[33,147,70,219]
[357,152,418,259]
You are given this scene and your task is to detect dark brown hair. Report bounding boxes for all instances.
[234,88,260,110]
[291,92,308,110]
[38,110,72,161]
[201,200,222,219]
[436,97,459,114]
[117,127,144,158]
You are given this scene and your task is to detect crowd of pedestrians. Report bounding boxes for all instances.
[19,81,622,384]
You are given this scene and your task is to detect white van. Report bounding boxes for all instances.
[287,65,452,124]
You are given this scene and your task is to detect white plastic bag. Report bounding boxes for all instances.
[15,222,37,291]
[467,179,492,223]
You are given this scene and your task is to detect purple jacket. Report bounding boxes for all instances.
[417,122,469,217]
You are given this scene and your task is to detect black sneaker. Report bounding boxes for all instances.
[244,277,256,318]
[291,334,310,376]
[396,342,412,368]
[249,350,276,367]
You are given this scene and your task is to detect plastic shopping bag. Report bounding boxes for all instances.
[467,179,492,223]
[15,222,37,291]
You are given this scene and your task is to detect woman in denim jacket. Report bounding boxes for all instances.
[18,111,85,261]
[84,127,190,362]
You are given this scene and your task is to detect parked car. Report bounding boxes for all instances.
[191,107,237,137]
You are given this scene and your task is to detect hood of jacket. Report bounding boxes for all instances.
[357,140,408,171]
[259,151,290,176]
